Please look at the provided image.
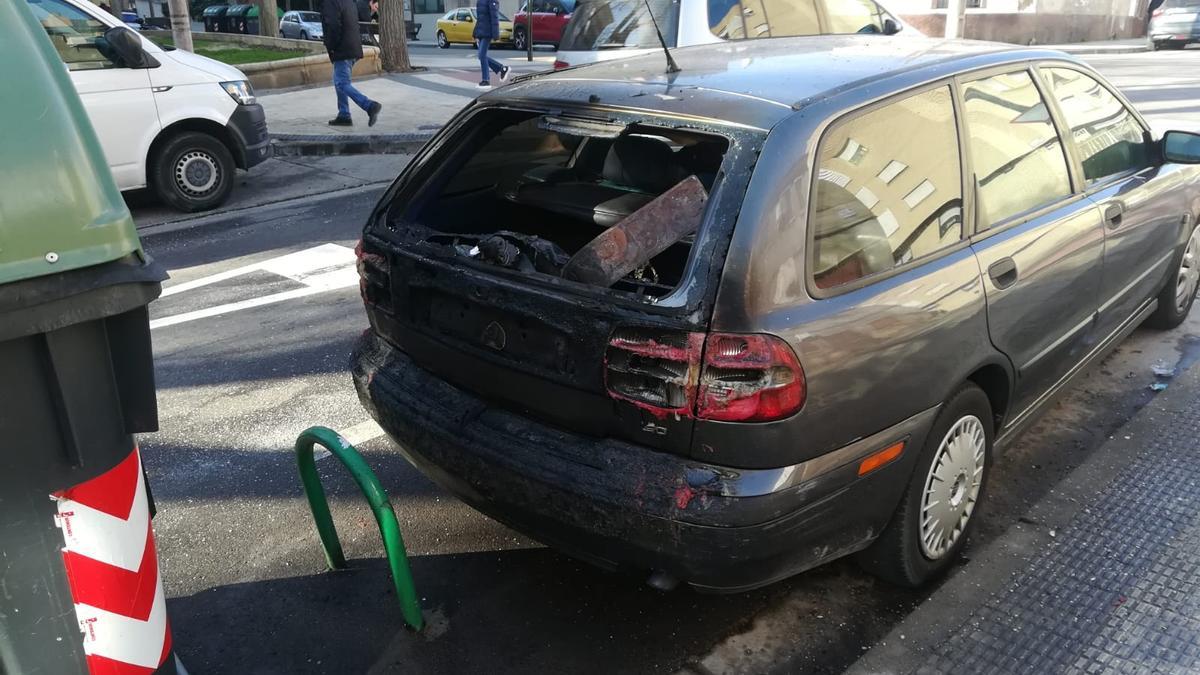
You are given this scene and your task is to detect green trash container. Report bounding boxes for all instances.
[0,3,178,674]
[225,3,252,33]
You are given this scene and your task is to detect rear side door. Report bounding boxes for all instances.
[280,12,296,37]
[962,68,1107,418]
[27,0,161,191]
[450,9,469,41]
[1039,65,1185,338]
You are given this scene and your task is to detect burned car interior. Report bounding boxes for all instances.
[387,108,730,299]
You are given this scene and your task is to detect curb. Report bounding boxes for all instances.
[1051,44,1152,55]
[270,132,436,157]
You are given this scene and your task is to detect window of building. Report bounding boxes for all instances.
[961,70,1073,227]
[822,0,885,33]
[1042,67,1151,184]
[414,0,446,14]
[811,86,964,290]
[707,0,820,39]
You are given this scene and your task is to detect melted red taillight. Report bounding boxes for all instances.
[697,333,805,422]
[604,329,805,422]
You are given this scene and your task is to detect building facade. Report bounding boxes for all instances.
[888,0,1151,44]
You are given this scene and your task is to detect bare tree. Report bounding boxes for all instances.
[378,0,413,72]
[166,0,193,52]
[254,0,280,37]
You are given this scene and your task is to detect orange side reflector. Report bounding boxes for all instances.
[858,441,906,477]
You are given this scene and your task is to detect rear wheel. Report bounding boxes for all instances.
[150,131,235,213]
[514,26,527,51]
[437,30,449,48]
[1148,222,1200,329]
[857,384,993,587]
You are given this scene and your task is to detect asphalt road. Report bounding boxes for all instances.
[137,49,1200,674]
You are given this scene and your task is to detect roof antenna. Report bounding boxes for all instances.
[642,0,680,74]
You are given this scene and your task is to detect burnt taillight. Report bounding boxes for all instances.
[605,328,805,422]
[355,238,392,311]
[697,333,805,422]
[604,328,704,417]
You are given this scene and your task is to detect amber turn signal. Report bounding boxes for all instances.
[858,441,906,477]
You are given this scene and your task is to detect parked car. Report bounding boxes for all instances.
[436,7,514,48]
[280,9,323,40]
[352,36,1200,591]
[555,0,912,69]
[512,0,574,50]
[26,0,269,212]
[1149,0,1200,49]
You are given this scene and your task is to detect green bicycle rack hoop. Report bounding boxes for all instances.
[295,426,424,631]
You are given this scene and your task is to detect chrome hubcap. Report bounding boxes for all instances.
[175,151,219,196]
[920,415,986,560]
[1176,224,1200,313]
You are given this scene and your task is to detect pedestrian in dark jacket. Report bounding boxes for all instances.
[473,0,509,87]
[321,0,382,126]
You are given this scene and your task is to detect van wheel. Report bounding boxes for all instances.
[857,384,993,587]
[437,30,449,48]
[1148,222,1200,329]
[150,132,235,213]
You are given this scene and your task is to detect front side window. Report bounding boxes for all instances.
[707,0,820,39]
[811,86,964,290]
[26,0,118,71]
[1042,67,1151,184]
[961,70,1073,227]
[822,0,886,33]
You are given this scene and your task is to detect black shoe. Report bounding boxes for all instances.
[367,102,382,127]
[328,116,353,126]
[478,80,491,88]
[499,66,511,82]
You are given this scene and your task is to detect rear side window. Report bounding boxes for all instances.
[961,70,1072,227]
[811,86,963,290]
[822,0,887,33]
[559,0,680,50]
[1041,67,1151,184]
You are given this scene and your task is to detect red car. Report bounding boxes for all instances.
[512,0,575,50]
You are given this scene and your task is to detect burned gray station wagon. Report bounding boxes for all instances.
[352,36,1200,591]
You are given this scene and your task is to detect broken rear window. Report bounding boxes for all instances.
[390,108,731,300]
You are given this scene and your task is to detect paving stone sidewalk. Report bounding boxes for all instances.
[851,359,1200,674]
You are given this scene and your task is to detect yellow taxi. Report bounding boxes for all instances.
[435,7,514,48]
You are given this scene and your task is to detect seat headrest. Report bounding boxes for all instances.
[602,136,686,193]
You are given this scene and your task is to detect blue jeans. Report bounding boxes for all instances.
[333,59,373,118]
[477,39,503,82]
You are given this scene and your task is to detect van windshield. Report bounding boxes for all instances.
[559,0,679,50]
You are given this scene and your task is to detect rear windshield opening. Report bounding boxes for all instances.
[398,109,730,300]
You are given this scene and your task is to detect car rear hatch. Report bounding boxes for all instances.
[358,103,763,456]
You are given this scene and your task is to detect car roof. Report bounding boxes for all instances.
[491,35,1081,130]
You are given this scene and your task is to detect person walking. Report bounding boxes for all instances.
[473,0,510,88]
[321,0,382,127]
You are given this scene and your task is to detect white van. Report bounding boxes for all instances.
[554,0,917,70]
[27,0,270,212]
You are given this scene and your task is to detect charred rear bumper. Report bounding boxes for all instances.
[351,331,937,592]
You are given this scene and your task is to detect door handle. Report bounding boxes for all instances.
[988,257,1018,289]
[1104,202,1125,229]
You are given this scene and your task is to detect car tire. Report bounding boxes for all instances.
[1147,222,1200,329]
[857,383,993,587]
[301,30,309,40]
[514,27,527,51]
[437,30,449,48]
[1152,40,1163,50]
[150,131,236,213]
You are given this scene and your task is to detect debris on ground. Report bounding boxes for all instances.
[1150,382,1169,392]
[1152,361,1175,378]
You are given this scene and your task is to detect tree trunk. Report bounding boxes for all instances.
[255,0,280,37]
[379,0,412,72]
[166,0,192,52]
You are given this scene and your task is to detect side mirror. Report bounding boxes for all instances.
[103,26,157,68]
[1163,130,1200,164]
[553,5,562,13]
[465,14,474,21]
[882,18,901,34]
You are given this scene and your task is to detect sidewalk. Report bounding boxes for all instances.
[261,49,553,154]
[850,357,1200,674]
